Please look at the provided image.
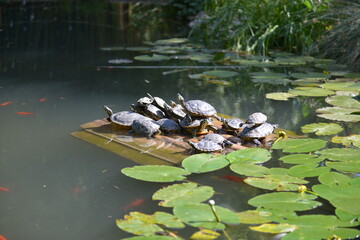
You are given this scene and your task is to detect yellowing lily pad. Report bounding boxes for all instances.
[244,174,308,191]
[190,229,220,240]
[325,95,360,109]
[250,223,297,234]
[202,70,238,78]
[288,87,335,97]
[301,123,343,135]
[266,92,297,101]
[272,138,327,153]
[331,135,360,148]
[121,165,190,182]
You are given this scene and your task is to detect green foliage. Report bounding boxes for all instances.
[190,0,331,54]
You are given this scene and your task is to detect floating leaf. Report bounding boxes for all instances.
[315,148,360,162]
[336,209,359,222]
[121,165,190,182]
[331,135,360,148]
[325,95,360,109]
[291,79,323,87]
[321,81,360,91]
[173,203,240,230]
[290,72,330,80]
[182,154,229,173]
[316,107,360,122]
[116,211,184,236]
[152,182,214,207]
[189,53,214,62]
[318,172,351,187]
[266,92,297,101]
[250,223,297,234]
[288,87,335,97]
[230,163,269,177]
[252,78,291,84]
[126,47,152,51]
[279,154,325,165]
[326,162,360,173]
[287,164,330,177]
[250,72,288,79]
[226,148,271,164]
[190,229,220,240]
[202,70,238,78]
[244,174,308,191]
[231,58,278,67]
[272,138,327,153]
[154,38,189,45]
[237,209,297,224]
[134,54,170,62]
[301,123,343,135]
[123,236,178,240]
[248,192,321,211]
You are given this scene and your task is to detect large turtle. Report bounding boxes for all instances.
[245,112,268,127]
[202,133,233,147]
[188,139,223,153]
[239,122,276,145]
[156,118,181,133]
[103,105,146,129]
[177,93,218,118]
[220,117,245,134]
[130,118,161,138]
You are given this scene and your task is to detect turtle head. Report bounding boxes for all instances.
[146,93,154,101]
[103,105,113,117]
[177,93,185,105]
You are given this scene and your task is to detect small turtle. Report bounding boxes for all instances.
[103,105,146,129]
[179,116,213,136]
[131,103,166,120]
[246,112,268,127]
[220,117,245,134]
[164,101,186,120]
[239,122,276,145]
[130,118,161,138]
[156,118,182,133]
[147,93,168,111]
[202,133,233,147]
[177,93,218,118]
[137,96,153,106]
[188,139,223,153]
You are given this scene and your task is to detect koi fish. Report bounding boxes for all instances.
[0,234,7,240]
[218,175,244,182]
[123,198,144,211]
[16,112,35,115]
[0,101,13,106]
[0,187,9,192]
[39,97,47,102]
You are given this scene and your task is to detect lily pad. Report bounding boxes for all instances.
[226,148,271,164]
[315,148,360,162]
[244,174,308,191]
[248,192,321,211]
[301,123,343,135]
[134,54,170,62]
[250,72,288,79]
[152,182,214,207]
[290,72,330,80]
[116,211,184,236]
[201,70,238,78]
[326,161,360,173]
[266,92,297,101]
[252,78,291,84]
[321,81,360,91]
[325,95,360,109]
[231,58,278,67]
[230,163,269,177]
[189,53,214,62]
[182,154,229,173]
[250,223,297,234]
[279,154,325,165]
[288,87,335,97]
[173,203,240,230]
[121,165,190,182]
[272,138,327,153]
[318,172,351,187]
[287,163,331,178]
[237,209,297,224]
[154,38,189,45]
[331,135,360,148]
[190,229,220,240]
[316,107,360,122]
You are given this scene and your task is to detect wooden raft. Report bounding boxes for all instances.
[71,116,296,165]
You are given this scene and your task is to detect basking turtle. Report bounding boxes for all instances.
[137,96,153,106]
[164,101,186,120]
[130,118,161,138]
[245,112,268,127]
[202,133,233,147]
[103,105,146,129]
[220,117,245,134]
[131,103,166,120]
[147,93,168,111]
[177,93,218,118]
[188,139,223,153]
[156,118,181,133]
[179,116,213,136]
[239,122,276,145]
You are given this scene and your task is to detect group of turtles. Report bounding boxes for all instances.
[103,93,277,153]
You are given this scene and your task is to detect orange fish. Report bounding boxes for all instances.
[39,97,47,102]
[16,112,35,115]
[0,187,9,192]
[218,175,244,182]
[123,198,144,211]
[0,101,13,106]
[0,235,7,240]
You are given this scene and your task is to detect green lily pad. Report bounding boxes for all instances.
[287,163,331,178]
[301,123,343,135]
[290,72,330,80]
[318,172,351,187]
[189,53,214,62]
[182,154,229,173]
[279,154,325,165]
[250,223,297,234]
[266,92,297,101]
[315,148,360,162]
[121,165,190,182]
[321,81,360,91]
[248,192,321,211]
[291,79,323,87]
[252,78,291,84]
[190,229,220,240]
[230,163,269,177]
[325,95,360,109]
[152,182,214,207]
[116,211,184,236]
[288,87,335,97]
[226,148,271,164]
[272,138,327,153]
[326,161,360,173]
[237,209,297,224]
[154,38,189,45]
[244,174,308,191]
[316,107,360,122]
[250,72,288,79]
[134,54,170,62]
[331,135,360,148]
[202,70,238,78]
[173,203,240,230]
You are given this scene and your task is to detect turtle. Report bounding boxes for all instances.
[188,139,223,153]
[131,103,166,120]
[137,96,153,106]
[245,112,268,127]
[130,118,161,138]
[147,93,168,111]
[164,101,186,120]
[202,133,233,147]
[220,117,245,134]
[156,118,182,133]
[238,122,276,145]
[177,93,218,118]
[103,105,146,129]
[179,116,213,136]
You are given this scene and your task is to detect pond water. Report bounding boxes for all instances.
[0,1,359,240]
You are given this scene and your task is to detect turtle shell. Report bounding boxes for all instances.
[188,139,223,152]
[246,112,268,125]
[156,118,181,132]
[145,104,166,120]
[131,119,161,137]
[165,102,186,120]
[147,93,167,111]
[202,133,227,145]
[222,118,245,130]
[184,100,217,117]
[239,122,275,139]
[104,106,146,129]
